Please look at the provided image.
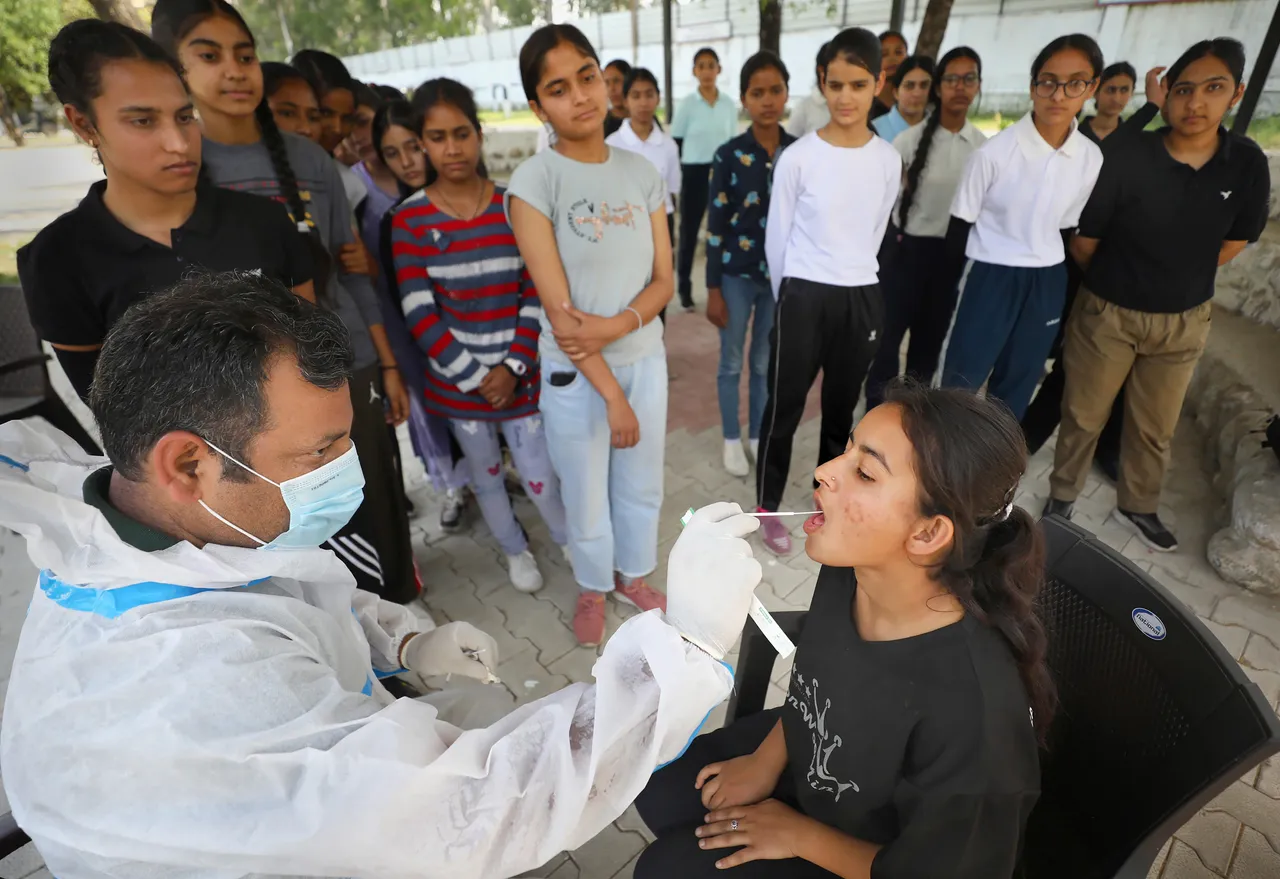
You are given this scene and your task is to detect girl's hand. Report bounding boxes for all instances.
[696,752,783,811]
[554,303,628,361]
[479,367,518,410]
[705,288,728,330]
[696,799,809,869]
[1145,66,1168,109]
[606,396,640,448]
[381,368,410,425]
[339,241,374,276]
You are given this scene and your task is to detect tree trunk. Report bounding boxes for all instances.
[914,0,955,61]
[630,0,640,63]
[759,0,781,55]
[88,0,144,28]
[0,86,26,148]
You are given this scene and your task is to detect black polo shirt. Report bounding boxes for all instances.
[17,179,313,347]
[1077,127,1270,313]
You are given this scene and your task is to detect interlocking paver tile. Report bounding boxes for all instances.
[566,823,645,878]
[1209,781,1280,853]
[493,648,571,708]
[1199,618,1252,661]
[1161,840,1220,878]
[1228,826,1280,878]
[1175,809,1241,874]
[614,805,657,844]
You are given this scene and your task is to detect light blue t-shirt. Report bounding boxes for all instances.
[671,90,738,165]
[872,106,912,144]
[505,146,667,368]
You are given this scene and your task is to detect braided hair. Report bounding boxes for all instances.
[898,46,981,234]
[152,0,330,297]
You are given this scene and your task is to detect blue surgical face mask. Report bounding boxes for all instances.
[198,440,365,549]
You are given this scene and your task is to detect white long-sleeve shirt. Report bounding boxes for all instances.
[607,118,681,214]
[764,130,902,298]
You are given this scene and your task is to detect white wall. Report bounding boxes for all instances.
[345,0,1278,115]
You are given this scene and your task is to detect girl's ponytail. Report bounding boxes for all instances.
[886,380,1057,744]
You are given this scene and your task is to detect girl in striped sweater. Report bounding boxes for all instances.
[392,78,568,594]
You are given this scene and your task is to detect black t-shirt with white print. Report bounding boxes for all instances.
[780,565,1041,878]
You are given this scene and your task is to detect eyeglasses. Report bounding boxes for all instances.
[940,73,980,88]
[1033,78,1095,99]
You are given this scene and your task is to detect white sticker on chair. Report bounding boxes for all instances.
[1132,608,1167,641]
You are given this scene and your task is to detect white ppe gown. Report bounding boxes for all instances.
[0,420,732,879]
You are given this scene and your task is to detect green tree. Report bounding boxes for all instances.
[0,0,92,145]
[236,0,538,62]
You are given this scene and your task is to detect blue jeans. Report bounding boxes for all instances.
[539,353,668,592]
[717,275,775,441]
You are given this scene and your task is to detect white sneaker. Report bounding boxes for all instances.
[507,550,544,593]
[723,439,749,477]
[440,489,466,532]
[748,438,759,461]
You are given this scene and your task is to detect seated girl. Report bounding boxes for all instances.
[635,382,1049,878]
[391,78,569,593]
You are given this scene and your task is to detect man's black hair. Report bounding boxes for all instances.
[91,271,353,481]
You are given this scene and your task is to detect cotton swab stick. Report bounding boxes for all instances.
[681,508,798,659]
[752,510,819,518]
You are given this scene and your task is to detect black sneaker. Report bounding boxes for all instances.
[1042,497,1074,520]
[1113,508,1178,552]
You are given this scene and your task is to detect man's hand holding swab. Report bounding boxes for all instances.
[665,503,763,660]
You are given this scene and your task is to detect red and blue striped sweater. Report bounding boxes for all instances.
[391,185,541,420]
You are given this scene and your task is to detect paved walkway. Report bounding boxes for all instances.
[2,305,1279,879]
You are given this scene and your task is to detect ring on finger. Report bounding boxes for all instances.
[730,819,739,832]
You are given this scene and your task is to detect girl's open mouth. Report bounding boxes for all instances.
[803,493,825,534]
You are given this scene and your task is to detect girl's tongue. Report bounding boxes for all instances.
[803,511,825,534]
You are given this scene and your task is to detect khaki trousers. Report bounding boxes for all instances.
[1049,289,1211,513]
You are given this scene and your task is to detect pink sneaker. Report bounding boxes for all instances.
[757,507,793,555]
[574,591,607,647]
[613,575,668,613]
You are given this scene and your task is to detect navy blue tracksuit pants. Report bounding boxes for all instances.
[941,260,1067,420]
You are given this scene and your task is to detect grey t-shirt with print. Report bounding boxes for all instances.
[202,133,380,369]
[504,146,666,368]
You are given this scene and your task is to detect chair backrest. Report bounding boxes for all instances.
[0,285,48,409]
[1021,515,1280,878]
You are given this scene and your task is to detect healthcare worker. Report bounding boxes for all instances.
[0,270,764,879]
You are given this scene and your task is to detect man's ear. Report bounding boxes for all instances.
[147,431,217,505]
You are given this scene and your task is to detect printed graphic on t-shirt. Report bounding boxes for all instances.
[221,177,320,226]
[788,666,860,802]
[567,199,647,242]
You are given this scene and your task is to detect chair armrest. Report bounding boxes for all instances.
[725,611,806,724]
[0,811,31,861]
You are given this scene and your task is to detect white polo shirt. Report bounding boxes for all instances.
[892,119,986,239]
[606,118,681,214]
[765,130,902,298]
[950,113,1103,267]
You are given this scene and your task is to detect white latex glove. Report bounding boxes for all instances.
[401,622,500,682]
[665,502,763,660]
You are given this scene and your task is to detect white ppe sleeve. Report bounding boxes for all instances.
[9,610,730,879]
[351,586,425,672]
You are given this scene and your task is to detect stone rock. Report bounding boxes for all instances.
[1183,316,1280,596]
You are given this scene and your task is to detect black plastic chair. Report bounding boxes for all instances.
[0,284,101,455]
[728,514,1280,879]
